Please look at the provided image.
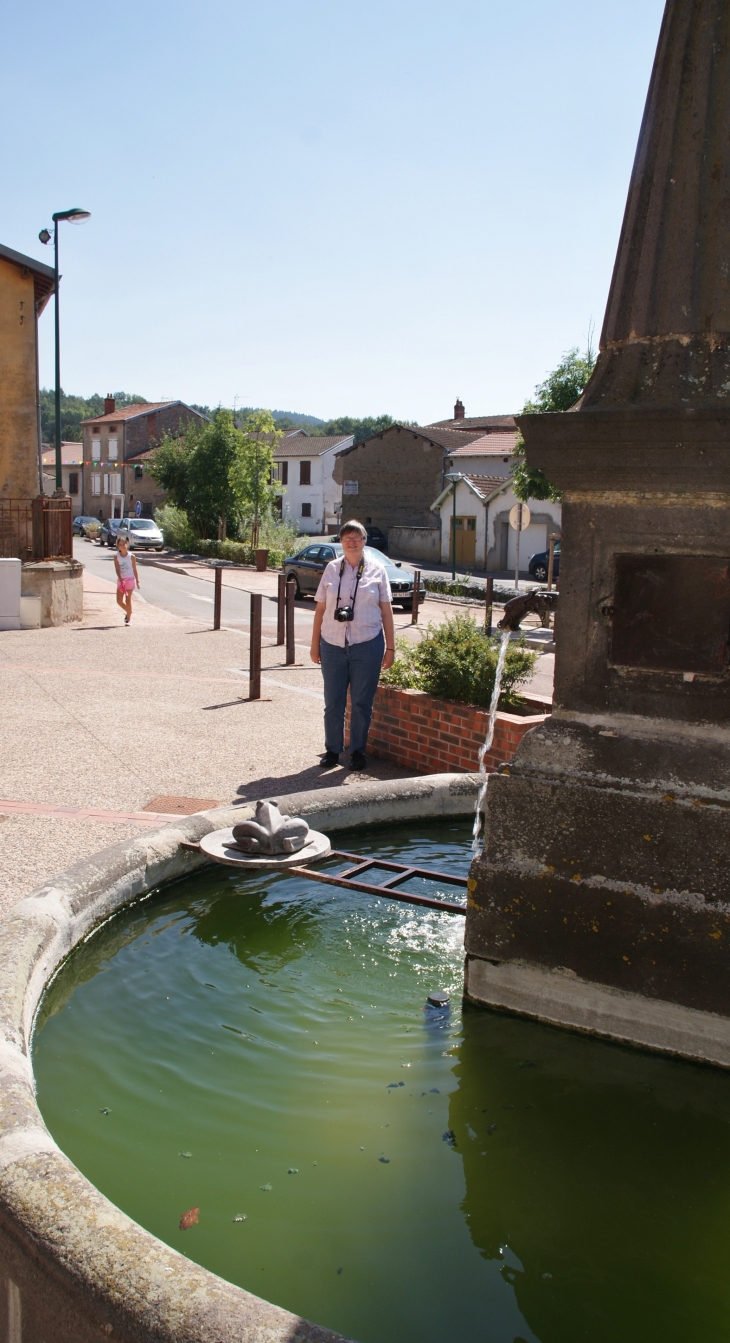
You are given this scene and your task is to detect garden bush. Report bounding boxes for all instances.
[381,613,536,709]
[154,505,297,569]
[154,504,197,551]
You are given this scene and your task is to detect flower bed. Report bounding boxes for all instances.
[346,683,549,775]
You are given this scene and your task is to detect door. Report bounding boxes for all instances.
[449,516,477,567]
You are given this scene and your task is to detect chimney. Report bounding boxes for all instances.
[104,395,116,416]
[453,398,465,421]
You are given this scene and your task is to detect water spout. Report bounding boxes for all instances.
[472,629,511,855]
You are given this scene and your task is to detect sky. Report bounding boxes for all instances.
[2,0,666,424]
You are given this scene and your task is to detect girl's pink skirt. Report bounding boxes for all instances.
[117,577,135,593]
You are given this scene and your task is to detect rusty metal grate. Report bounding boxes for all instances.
[143,795,219,815]
[288,850,467,915]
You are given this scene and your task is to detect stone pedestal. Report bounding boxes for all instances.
[21,560,83,627]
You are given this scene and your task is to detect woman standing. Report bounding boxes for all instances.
[310,520,395,770]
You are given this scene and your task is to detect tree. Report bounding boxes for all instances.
[230,410,283,547]
[321,414,398,443]
[511,341,597,503]
[147,409,241,539]
[39,389,148,442]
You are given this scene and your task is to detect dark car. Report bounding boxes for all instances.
[283,543,425,609]
[528,540,560,583]
[72,515,99,536]
[99,518,126,547]
[365,525,388,553]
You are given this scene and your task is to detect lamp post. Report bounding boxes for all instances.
[39,208,91,493]
[444,473,462,582]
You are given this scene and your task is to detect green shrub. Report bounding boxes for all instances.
[195,538,286,569]
[381,613,536,709]
[154,504,197,551]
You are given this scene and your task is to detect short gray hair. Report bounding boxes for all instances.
[339,519,367,540]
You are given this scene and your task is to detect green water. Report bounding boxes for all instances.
[34,821,730,1343]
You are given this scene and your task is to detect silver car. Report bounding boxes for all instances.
[117,519,165,551]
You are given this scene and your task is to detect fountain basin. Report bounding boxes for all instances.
[0,774,475,1343]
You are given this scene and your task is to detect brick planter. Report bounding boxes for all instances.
[346,683,549,775]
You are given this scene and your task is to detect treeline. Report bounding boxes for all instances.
[39,389,148,444]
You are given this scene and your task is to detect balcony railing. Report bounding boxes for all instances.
[0,496,73,561]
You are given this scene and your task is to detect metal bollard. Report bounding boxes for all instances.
[249,592,262,700]
[411,569,421,625]
[285,576,296,665]
[484,575,494,635]
[277,573,286,645]
[213,566,222,630]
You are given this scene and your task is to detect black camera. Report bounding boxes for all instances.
[334,605,354,622]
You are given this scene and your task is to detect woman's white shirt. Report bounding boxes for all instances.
[315,554,392,646]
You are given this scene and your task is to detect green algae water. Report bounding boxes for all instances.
[34,820,730,1343]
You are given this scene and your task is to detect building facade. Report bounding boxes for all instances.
[431,473,561,573]
[41,443,83,511]
[82,398,207,519]
[0,242,54,500]
[273,432,353,535]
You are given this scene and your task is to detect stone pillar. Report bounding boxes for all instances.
[466,0,730,1059]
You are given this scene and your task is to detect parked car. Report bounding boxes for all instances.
[365,525,388,553]
[283,543,425,609]
[528,540,561,583]
[117,518,165,551]
[99,518,125,547]
[72,515,99,536]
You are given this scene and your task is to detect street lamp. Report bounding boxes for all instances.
[39,208,91,492]
[444,473,462,582]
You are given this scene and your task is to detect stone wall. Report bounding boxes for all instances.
[347,683,548,774]
[388,526,441,562]
[338,426,447,531]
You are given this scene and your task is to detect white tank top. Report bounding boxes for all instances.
[117,552,134,580]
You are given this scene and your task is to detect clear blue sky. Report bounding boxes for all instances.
[2,0,665,423]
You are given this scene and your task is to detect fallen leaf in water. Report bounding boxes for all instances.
[179,1207,199,1230]
[179,1151,192,1159]
[99,1108,110,1116]
[287,1167,299,1174]
[232,1214,246,1223]
[260,1183,273,1192]
[378,1157,390,1164]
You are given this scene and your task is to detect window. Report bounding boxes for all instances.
[68,472,79,495]
[299,461,311,486]
[103,474,109,495]
[93,427,100,435]
[108,438,118,460]
[301,502,312,518]
[134,465,143,479]
[281,461,288,485]
[109,473,122,495]
[91,474,101,496]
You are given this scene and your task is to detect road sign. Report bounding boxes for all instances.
[509,503,530,531]
[135,500,142,517]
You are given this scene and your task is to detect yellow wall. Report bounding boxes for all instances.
[0,255,40,498]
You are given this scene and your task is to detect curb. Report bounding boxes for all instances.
[0,773,477,1343]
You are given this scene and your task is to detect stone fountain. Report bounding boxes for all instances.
[466,0,730,1065]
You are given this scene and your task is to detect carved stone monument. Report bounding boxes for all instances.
[466,0,730,1061]
[200,800,331,869]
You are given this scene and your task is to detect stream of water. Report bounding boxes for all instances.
[472,628,511,855]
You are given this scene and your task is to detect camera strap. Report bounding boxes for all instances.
[335,556,365,612]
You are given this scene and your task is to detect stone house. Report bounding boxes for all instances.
[431,472,561,573]
[272,431,353,535]
[82,398,208,519]
[0,241,55,501]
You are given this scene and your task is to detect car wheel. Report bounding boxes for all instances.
[532,564,548,582]
[156,546,164,552]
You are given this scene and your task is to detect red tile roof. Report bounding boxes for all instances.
[81,400,196,425]
[274,434,352,458]
[460,473,510,498]
[427,414,517,431]
[336,424,484,459]
[445,431,518,457]
[41,442,84,466]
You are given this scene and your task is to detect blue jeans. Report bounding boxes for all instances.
[320,632,385,756]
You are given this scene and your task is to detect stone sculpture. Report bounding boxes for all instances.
[230,799,310,855]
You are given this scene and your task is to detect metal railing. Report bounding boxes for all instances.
[0,496,73,561]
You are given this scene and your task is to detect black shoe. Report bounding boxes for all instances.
[320,750,340,768]
[349,750,367,770]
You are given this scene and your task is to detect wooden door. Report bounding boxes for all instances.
[450,516,477,566]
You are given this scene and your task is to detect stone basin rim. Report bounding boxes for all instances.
[0,772,477,1343]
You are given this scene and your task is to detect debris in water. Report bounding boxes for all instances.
[179,1151,192,1159]
[260,1183,273,1192]
[232,1214,246,1222]
[429,1088,440,1094]
[337,1267,343,1275]
[179,1207,199,1230]
[442,1130,457,1148]
[99,1108,110,1115]
[287,1167,298,1174]
[542,1272,552,1280]
[488,1124,497,1135]
[427,991,449,1008]
[379,1157,390,1163]
[387,1081,405,1089]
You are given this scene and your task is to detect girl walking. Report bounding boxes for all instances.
[114,535,140,625]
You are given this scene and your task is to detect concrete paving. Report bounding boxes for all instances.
[0,548,554,914]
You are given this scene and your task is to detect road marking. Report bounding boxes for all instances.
[184,591,214,603]
[262,677,324,701]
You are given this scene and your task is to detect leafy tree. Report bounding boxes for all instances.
[511,342,597,503]
[230,410,284,547]
[321,414,398,443]
[147,409,241,539]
